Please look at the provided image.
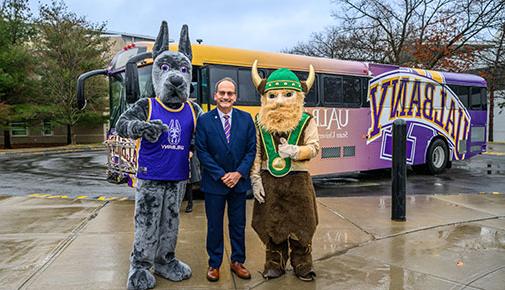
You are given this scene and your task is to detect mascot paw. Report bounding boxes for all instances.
[127,268,156,290]
[155,259,192,281]
[142,119,169,143]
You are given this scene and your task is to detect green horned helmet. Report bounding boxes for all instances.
[251,60,315,95]
[264,68,302,92]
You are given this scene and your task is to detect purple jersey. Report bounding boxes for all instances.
[137,98,196,181]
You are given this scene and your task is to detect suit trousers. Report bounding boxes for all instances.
[205,190,246,268]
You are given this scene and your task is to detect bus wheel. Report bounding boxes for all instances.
[426,139,448,174]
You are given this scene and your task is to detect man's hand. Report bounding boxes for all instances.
[221,171,242,188]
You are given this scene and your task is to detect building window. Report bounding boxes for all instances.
[11,122,28,137]
[42,120,53,136]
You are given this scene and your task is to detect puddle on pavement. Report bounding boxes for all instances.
[438,224,505,251]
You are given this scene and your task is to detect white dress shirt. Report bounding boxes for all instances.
[217,108,233,131]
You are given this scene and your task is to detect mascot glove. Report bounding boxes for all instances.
[252,179,266,204]
[133,119,169,143]
[278,137,299,159]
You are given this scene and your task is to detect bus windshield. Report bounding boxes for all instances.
[109,65,153,128]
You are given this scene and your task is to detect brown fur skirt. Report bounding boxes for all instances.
[252,171,318,247]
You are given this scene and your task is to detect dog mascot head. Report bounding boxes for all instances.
[151,21,192,105]
[251,60,315,133]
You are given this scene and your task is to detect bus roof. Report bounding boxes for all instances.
[189,44,369,76]
[368,63,487,87]
[114,42,487,87]
[115,42,369,76]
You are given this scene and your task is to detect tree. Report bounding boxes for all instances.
[478,22,505,142]
[286,0,505,71]
[35,0,110,144]
[0,0,38,148]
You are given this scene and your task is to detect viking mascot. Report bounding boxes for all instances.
[116,21,201,290]
[250,61,320,281]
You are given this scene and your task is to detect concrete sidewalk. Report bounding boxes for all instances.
[0,193,504,290]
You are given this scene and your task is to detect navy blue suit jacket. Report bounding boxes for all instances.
[196,108,256,195]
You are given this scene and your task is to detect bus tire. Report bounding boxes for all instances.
[426,139,448,175]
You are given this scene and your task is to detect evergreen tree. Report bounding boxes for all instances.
[0,0,38,148]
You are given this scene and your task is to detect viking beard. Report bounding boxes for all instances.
[258,94,304,133]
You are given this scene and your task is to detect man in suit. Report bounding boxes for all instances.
[196,77,256,282]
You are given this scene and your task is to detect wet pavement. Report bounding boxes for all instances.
[1,143,505,199]
[0,144,504,289]
[0,193,503,290]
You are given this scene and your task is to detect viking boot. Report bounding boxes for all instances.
[289,238,316,281]
[262,239,288,279]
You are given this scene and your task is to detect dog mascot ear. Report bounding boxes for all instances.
[153,21,169,59]
[178,24,192,61]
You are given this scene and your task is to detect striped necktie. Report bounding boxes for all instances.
[223,114,231,143]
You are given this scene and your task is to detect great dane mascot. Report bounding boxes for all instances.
[116,21,202,290]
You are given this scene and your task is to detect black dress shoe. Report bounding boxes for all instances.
[185,202,193,213]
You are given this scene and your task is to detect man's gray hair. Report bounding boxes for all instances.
[214,77,237,94]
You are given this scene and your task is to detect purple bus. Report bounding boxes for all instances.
[77,43,488,183]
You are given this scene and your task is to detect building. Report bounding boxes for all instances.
[0,31,155,148]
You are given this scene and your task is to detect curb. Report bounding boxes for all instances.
[0,144,105,158]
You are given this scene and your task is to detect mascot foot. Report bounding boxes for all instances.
[261,268,285,280]
[127,268,156,290]
[155,259,192,281]
[295,270,316,282]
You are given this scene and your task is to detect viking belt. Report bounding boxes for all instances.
[258,112,310,177]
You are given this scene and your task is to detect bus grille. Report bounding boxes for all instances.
[321,147,341,159]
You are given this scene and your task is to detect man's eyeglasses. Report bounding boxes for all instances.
[217,91,236,97]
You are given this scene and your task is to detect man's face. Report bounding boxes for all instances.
[214,80,237,112]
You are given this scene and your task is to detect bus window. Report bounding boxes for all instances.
[470,87,483,110]
[322,75,343,105]
[362,78,370,107]
[294,71,318,107]
[201,67,210,108]
[448,85,469,108]
[480,87,487,109]
[209,65,238,96]
[109,73,125,127]
[138,66,154,99]
[343,76,361,106]
[238,69,260,105]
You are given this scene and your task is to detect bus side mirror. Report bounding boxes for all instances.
[125,51,153,104]
[125,62,140,104]
[76,69,108,110]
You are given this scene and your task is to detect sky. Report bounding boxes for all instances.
[28,0,337,52]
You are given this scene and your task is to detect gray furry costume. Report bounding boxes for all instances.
[116,21,202,290]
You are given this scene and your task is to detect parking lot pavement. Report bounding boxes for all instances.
[1,192,504,290]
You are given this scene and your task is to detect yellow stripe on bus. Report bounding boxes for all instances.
[412,68,427,76]
[427,70,444,84]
